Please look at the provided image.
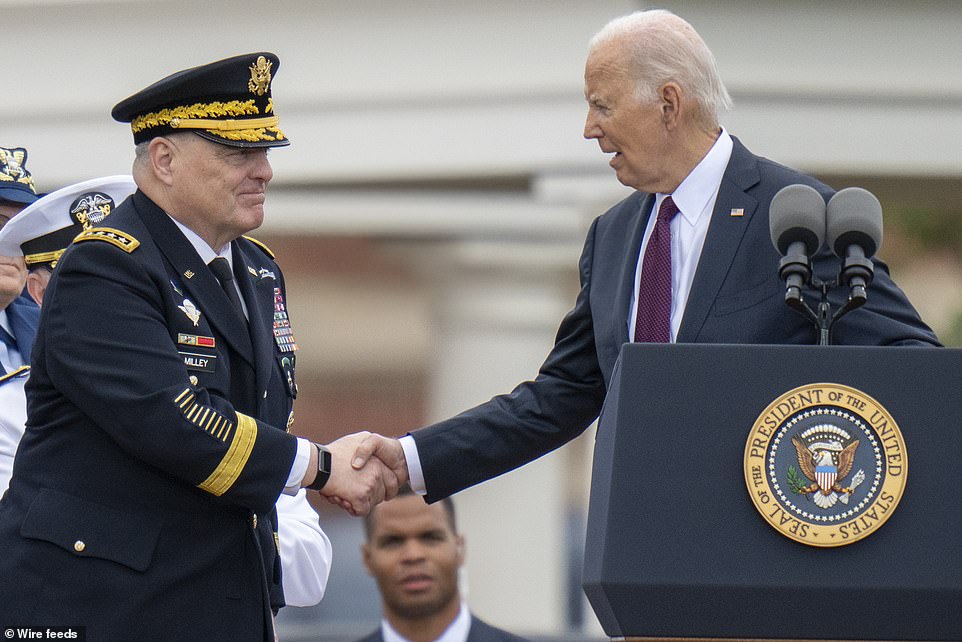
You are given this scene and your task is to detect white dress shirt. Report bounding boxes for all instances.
[627,128,734,342]
[381,602,472,642]
[275,489,332,606]
[0,309,29,493]
[0,309,24,372]
[0,371,28,493]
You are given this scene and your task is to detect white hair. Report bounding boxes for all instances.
[133,141,149,166]
[131,132,194,176]
[590,9,732,128]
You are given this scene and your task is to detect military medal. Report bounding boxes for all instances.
[272,287,297,352]
[178,333,215,348]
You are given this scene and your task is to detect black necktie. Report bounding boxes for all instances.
[208,257,245,319]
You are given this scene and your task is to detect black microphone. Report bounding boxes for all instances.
[769,184,826,304]
[826,187,883,303]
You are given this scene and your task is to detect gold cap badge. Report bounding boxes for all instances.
[248,56,272,96]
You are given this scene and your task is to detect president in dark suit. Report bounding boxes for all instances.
[0,53,396,641]
[354,9,939,502]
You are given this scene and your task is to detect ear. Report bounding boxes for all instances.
[455,534,466,566]
[148,137,177,186]
[361,543,375,577]
[26,271,47,306]
[660,82,682,129]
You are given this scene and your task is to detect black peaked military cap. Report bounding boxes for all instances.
[111,52,289,148]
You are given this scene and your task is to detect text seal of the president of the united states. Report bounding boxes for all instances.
[744,383,907,547]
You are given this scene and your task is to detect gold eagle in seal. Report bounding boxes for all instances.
[792,436,862,510]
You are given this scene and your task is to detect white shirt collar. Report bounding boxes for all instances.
[0,309,12,337]
[658,127,734,226]
[628,127,735,343]
[0,308,21,372]
[167,215,232,268]
[381,602,472,642]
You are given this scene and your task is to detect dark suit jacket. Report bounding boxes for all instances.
[356,614,529,642]
[0,191,299,640]
[412,137,939,502]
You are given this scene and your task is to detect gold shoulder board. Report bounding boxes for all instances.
[0,365,30,385]
[73,228,140,253]
[243,235,275,259]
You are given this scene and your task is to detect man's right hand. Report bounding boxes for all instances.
[318,432,407,516]
[351,432,409,488]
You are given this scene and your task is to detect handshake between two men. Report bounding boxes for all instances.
[306,432,410,516]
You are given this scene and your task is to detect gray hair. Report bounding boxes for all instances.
[133,141,150,171]
[131,132,194,176]
[590,9,732,129]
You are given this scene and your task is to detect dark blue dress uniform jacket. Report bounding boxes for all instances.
[0,190,299,640]
[412,137,940,503]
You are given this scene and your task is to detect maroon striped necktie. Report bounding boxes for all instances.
[634,196,679,343]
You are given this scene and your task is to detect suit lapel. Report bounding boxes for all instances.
[677,137,761,342]
[134,195,255,366]
[613,192,656,348]
[233,242,276,398]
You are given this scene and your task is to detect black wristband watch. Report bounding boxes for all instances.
[305,443,332,491]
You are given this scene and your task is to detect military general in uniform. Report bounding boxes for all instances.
[0,53,398,640]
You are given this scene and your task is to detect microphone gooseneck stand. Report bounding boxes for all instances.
[782,261,874,346]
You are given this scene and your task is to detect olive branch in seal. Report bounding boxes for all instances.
[787,465,807,494]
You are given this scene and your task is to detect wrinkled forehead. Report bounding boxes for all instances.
[587,36,636,78]
[584,55,636,101]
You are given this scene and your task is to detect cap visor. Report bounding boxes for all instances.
[0,188,39,205]
[195,129,290,149]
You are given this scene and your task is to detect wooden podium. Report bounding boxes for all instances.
[583,343,962,642]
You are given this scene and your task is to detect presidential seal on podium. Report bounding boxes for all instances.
[744,383,907,547]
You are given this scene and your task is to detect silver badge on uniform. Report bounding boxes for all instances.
[178,298,202,326]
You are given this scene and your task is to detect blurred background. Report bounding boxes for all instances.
[4,0,961,639]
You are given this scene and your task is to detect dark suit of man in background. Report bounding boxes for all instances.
[0,53,394,641]
[358,487,528,642]
[355,9,938,502]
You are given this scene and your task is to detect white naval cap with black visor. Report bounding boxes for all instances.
[0,175,137,270]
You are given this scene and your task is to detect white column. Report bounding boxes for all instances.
[413,239,593,634]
